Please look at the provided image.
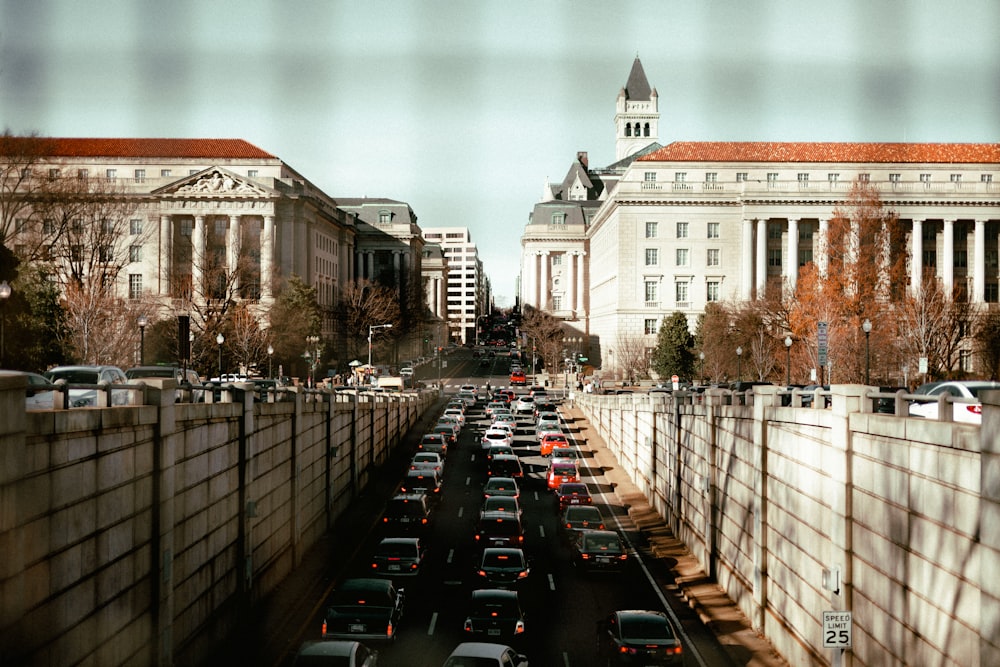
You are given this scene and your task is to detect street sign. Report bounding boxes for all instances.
[671,374,679,390]
[822,610,852,649]
[817,321,829,367]
[578,357,588,362]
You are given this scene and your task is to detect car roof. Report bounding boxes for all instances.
[485,476,516,485]
[559,482,589,492]
[447,642,518,659]
[295,640,358,657]
[471,588,518,602]
[338,577,394,594]
[378,536,419,547]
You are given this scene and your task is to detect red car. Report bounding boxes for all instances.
[556,482,592,512]
[509,370,526,385]
[547,460,580,489]
[539,433,571,457]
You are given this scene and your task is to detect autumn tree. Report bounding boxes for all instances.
[651,312,694,381]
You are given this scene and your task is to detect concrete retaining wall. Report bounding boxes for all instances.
[0,374,435,666]
[578,384,998,667]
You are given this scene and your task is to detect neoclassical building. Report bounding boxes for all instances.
[521,59,1000,372]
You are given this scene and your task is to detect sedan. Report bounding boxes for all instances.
[463,589,526,642]
[907,380,1000,424]
[555,482,592,511]
[483,477,520,499]
[418,433,448,457]
[539,433,571,457]
[486,444,515,461]
[23,372,55,410]
[481,496,522,518]
[512,395,535,415]
[475,547,530,587]
[410,452,444,475]
[321,578,405,642]
[572,529,628,571]
[292,640,379,666]
[599,610,683,665]
[431,424,457,444]
[561,505,606,533]
[481,428,514,450]
[442,642,528,667]
[45,365,132,407]
[369,537,425,577]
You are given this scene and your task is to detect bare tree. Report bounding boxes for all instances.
[519,305,565,374]
[341,279,402,362]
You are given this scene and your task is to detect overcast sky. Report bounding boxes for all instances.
[2,0,999,305]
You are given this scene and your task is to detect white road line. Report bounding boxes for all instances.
[538,525,545,538]
[427,611,438,635]
[447,548,454,564]
[465,475,471,486]
[547,573,556,590]
[562,651,570,667]
[457,506,464,518]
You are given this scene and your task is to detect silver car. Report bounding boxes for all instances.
[45,365,132,408]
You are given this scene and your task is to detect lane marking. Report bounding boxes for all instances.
[563,652,570,667]
[427,611,438,635]
[447,548,455,563]
[457,506,464,518]
[548,573,556,591]
[538,525,545,538]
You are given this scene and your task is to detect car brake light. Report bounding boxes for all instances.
[581,553,590,559]
[969,405,982,415]
[386,622,393,637]
[515,620,525,634]
[321,620,327,635]
[464,620,473,632]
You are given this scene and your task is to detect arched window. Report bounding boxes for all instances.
[644,123,650,137]
[625,124,632,137]
[634,123,641,136]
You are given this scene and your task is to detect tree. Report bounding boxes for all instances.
[518,305,564,374]
[613,330,650,385]
[267,275,322,378]
[694,302,739,382]
[651,312,694,381]
[341,279,401,366]
[973,309,1000,381]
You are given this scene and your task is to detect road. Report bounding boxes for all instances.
[246,348,738,667]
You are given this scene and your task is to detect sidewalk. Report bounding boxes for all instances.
[563,403,789,667]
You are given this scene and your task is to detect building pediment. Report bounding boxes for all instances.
[153,166,273,197]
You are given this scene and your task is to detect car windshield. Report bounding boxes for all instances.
[376,541,417,557]
[444,658,505,667]
[560,484,588,494]
[551,464,577,475]
[619,616,673,640]
[566,507,601,521]
[47,370,99,384]
[584,534,622,551]
[126,368,175,378]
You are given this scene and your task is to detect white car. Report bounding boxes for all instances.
[443,407,465,426]
[442,642,528,667]
[460,384,480,399]
[513,395,535,414]
[481,428,514,450]
[410,452,445,475]
[493,413,518,430]
[400,366,414,377]
[456,391,478,407]
[908,380,1000,424]
[45,365,132,407]
[489,422,515,437]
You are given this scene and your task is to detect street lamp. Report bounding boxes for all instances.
[368,323,393,372]
[216,333,225,379]
[862,318,872,385]
[137,315,148,365]
[699,351,705,385]
[736,346,743,383]
[267,344,274,379]
[784,336,793,386]
[0,281,11,367]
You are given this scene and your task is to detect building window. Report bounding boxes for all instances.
[960,349,971,373]
[181,220,192,236]
[105,168,117,180]
[705,172,718,184]
[797,173,809,186]
[982,174,993,183]
[552,213,566,225]
[189,169,199,175]
[707,222,719,239]
[706,281,720,302]
[644,281,658,304]
[986,283,998,303]
[247,169,258,178]
[552,254,562,266]
[43,219,55,235]
[767,173,778,185]
[48,168,60,179]
[950,174,962,183]
[889,173,900,183]
[77,169,88,179]
[645,222,658,238]
[552,295,562,310]
[858,173,870,182]
[736,172,748,182]
[161,169,172,177]
[15,218,26,233]
[644,172,656,183]
[676,248,689,267]
[129,274,142,300]
[676,222,688,238]
[920,173,931,184]
[922,250,937,268]
[675,281,689,303]
[706,249,720,267]
[129,245,142,263]
[674,172,686,183]
[644,319,658,335]
[954,250,968,269]
[768,248,782,267]
[99,246,113,262]
[645,248,658,266]
[799,248,813,266]
[768,224,782,240]
[134,169,146,182]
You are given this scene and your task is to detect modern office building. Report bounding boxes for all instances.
[421,227,488,344]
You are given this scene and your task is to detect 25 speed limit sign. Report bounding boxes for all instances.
[822,611,852,648]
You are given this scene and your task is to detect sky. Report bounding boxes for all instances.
[2,0,999,306]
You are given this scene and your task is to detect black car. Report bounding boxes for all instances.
[599,610,683,665]
[572,529,628,571]
[475,511,524,548]
[369,537,426,577]
[321,578,405,642]
[533,402,557,420]
[381,494,431,533]
[463,589,526,642]
[475,547,529,587]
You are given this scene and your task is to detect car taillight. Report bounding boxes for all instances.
[515,620,525,634]
[969,405,982,415]
[474,534,480,541]
[477,569,487,577]
[669,645,683,654]
[517,570,528,579]
[371,563,378,569]
[386,622,393,637]
[321,620,327,635]
[618,553,628,560]
[581,553,590,560]
[464,620,473,632]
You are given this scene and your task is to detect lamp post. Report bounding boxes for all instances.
[784,336,792,386]
[699,351,705,385]
[736,346,743,383]
[216,333,225,379]
[0,280,11,367]
[862,318,872,385]
[267,344,274,379]
[137,315,148,365]
[368,323,393,374]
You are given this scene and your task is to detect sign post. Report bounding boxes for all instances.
[817,321,829,385]
[823,610,852,666]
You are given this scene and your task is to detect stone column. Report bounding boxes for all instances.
[227,215,240,291]
[786,218,799,292]
[756,218,767,298]
[943,218,955,295]
[523,252,535,308]
[354,250,362,280]
[911,219,924,297]
[576,251,586,317]
[393,250,401,284]
[366,251,375,280]
[540,251,550,310]
[193,215,206,299]
[261,215,274,300]
[742,219,754,299]
[973,218,986,303]
[160,215,173,295]
[818,218,829,279]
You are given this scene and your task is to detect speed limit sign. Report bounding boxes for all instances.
[822,610,852,648]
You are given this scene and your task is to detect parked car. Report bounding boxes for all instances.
[369,537,425,577]
[598,610,683,665]
[475,547,530,587]
[462,589,526,642]
[908,380,1000,424]
[321,578,405,642]
[292,640,379,666]
[22,371,55,410]
[572,529,628,571]
[45,365,132,407]
[441,642,528,667]
[126,365,204,402]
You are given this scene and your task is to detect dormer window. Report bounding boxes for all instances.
[378,210,391,224]
[551,213,566,225]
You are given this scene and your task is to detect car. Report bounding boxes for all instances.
[488,454,524,479]
[22,371,55,410]
[488,422,515,438]
[527,385,546,396]
[443,407,466,427]
[512,395,535,414]
[485,401,507,418]
[481,428,514,450]
[539,432,571,457]
[547,460,581,489]
[475,511,524,548]
[462,589,526,642]
[550,448,582,462]
[410,452,445,475]
[381,494,431,533]
[292,639,379,666]
[399,366,414,378]
[555,482,592,511]
[441,642,528,667]
[44,365,132,407]
[431,424,457,444]
[533,402,557,420]
[369,537,425,577]
[482,476,520,499]
[493,413,518,430]
[456,391,478,407]
[321,578,405,642]
[418,433,449,457]
[534,427,563,445]
[907,380,1000,424]
[598,610,683,665]
[125,365,204,402]
[475,547,530,587]
[436,416,461,436]
[535,413,561,435]
[486,444,515,460]
[491,408,514,422]
[509,370,527,386]
[459,384,480,399]
[561,505,606,533]
[481,495,522,519]
[572,529,628,571]
[400,469,441,496]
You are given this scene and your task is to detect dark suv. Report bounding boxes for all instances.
[381,494,432,533]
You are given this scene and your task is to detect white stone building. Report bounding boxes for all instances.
[421,227,488,344]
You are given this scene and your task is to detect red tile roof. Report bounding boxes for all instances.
[8,137,277,159]
[639,141,1000,164]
